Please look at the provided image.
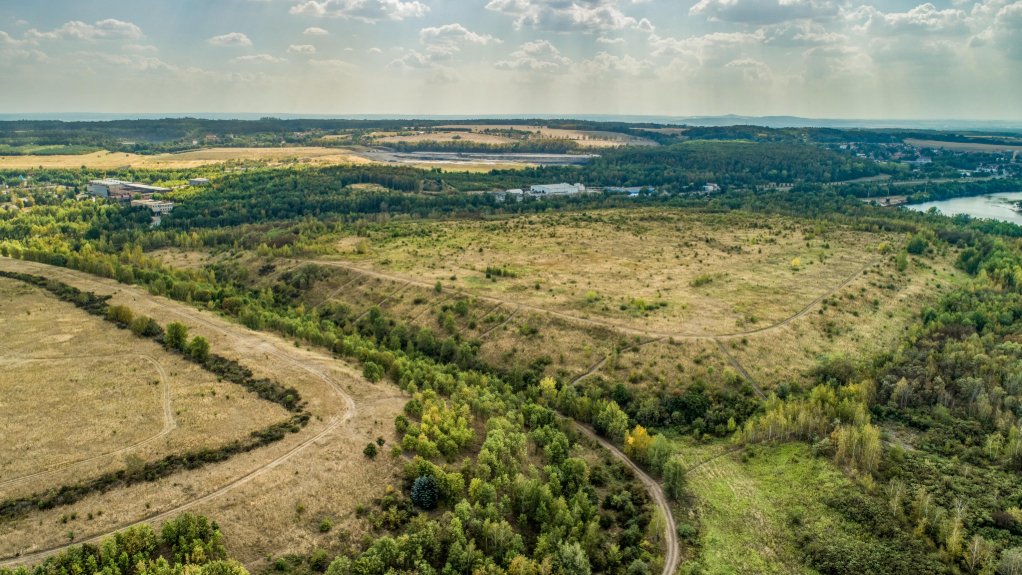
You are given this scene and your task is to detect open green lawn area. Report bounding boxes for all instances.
[680,442,855,574]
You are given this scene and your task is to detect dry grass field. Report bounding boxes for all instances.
[0,260,406,569]
[0,147,372,170]
[905,138,1022,153]
[372,130,516,145]
[326,209,897,336]
[0,277,288,498]
[181,207,963,396]
[433,124,658,147]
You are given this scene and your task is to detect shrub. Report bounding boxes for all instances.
[165,322,189,351]
[906,235,928,255]
[130,315,163,338]
[363,361,384,382]
[189,336,211,363]
[106,304,134,327]
[363,443,378,459]
[410,475,439,510]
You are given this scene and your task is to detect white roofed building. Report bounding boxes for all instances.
[528,183,586,196]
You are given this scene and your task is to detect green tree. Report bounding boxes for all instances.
[363,443,378,459]
[553,541,591,575]
[411,475,439,510]
[363,361,385,382]
[165,322,188,351]
[663,456,687,501]
[189,336,210,363]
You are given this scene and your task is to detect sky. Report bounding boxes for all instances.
[0,0,1020,119]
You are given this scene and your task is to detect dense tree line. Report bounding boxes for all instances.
[0,514,244,575]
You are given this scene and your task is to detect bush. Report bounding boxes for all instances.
[363,443,378,459]
[189,336,210,363]
[363,361,384,382]
[165,322,189,351]
[410,475,439,510]
[906,235,928,255]
[130,315,163,338]
[106,304,134,327]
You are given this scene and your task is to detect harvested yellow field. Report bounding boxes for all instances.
[0,147,371,170]
[435,124,657,147]
[905,138,1022,153]
[374,131,516,145]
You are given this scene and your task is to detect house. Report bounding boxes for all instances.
[494,189,525,202]
[88,179,170,199]
[189,178,210,186]
[606,186,654,196]
[703,183,721,193]
[528,183,586,196]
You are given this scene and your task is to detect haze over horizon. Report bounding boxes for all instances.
[1,0,1020,120]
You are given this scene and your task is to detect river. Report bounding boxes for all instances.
[906,191,1022,225]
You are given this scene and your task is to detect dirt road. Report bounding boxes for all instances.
[573,423,680,575]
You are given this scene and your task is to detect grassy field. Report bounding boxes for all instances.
[904,138,1022,153]
[322,209,933,337]
[433,124,658,148]
[0,260,406,568]
[155,208,963,400]
[677,441,861,574]
[0,147,372,170]
[0,276,289,498]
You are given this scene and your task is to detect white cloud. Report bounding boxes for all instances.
[725,57,771,81]
[368,47,383,54]
[25,19,144,42]
[288,44,317,54]
[303,26,329,35]
[579,51,654,77]
[597,36,626,44]
[485,0,651,32]
[689,0,844,24]
[420,23,501,55]
[83,52,174,71]
[390,50,435,69]
[234,53,286,63]
[290,0,429,22]
[495,40,571,71]
[971,0,1022,59]
[208,32,253,46]
[849,3,970,34]
[649,30,764,59]
[309,58,355,69]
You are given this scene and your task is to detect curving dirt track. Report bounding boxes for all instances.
[0,258,390,568]
[573,423,680,575]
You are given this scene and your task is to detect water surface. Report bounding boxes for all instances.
[906,191,1022,225]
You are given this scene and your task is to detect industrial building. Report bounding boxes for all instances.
[528,183,586,196]
[130,198,175,215]
[87,179,171,200]
[130,198,175,226]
